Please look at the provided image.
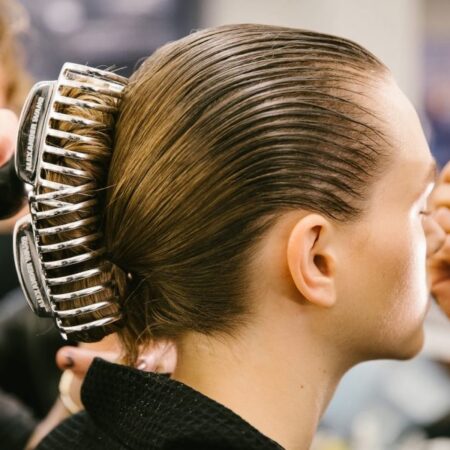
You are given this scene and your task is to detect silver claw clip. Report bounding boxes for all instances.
[13,63,128,340]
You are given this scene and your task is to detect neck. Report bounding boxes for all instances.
[172,320,350,450]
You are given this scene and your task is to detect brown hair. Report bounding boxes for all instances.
[41,24,390,364]
[0,0,32,112]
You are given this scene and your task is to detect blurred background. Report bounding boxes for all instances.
[1,1,450,449]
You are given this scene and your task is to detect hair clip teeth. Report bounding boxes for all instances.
[37,198,74,209]
[63,63,127,88]
[36,216,100,236]
[56,313,122,335]
[59,79,125,98]
[39,178,79,190]
[41,161,94,178]
[46,266,106,287]
[44,145,106,162]
[47,128,97,144]
[54,300,114,318]
[51,283,111,302]
[31,181,96,202]
[39,232,102,254]
[54,94,118,113]
[42,247,105,270]
[50,111,103,128]
[31,198,98,220]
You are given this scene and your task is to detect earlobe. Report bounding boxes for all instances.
[286,214,337,308]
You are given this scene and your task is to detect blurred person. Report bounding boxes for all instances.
[0,3,48,449]
[0,0,31,114]
[0,4,63,449]
[0,0,32,296]
[425,79,450,170]
[20,24,450,450]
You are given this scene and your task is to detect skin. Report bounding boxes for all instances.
[172,75,445,450]
[428,163,450,316]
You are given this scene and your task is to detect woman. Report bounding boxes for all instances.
[17,23,450,449]
[0,0,32,276]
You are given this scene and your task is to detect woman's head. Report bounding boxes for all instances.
[42,24,437,366]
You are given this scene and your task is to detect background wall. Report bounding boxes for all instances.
[201,0,423,106]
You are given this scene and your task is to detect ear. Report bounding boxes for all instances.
[286,214,336,308]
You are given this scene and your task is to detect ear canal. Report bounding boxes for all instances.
[313,254,329,276]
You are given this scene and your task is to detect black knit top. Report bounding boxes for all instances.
[36,358,284,449]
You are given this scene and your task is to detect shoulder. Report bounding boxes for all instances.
[37,359,283,450]
[35,411,233,450]
[36,411,124,450]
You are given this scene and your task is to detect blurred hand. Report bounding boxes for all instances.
[25,334,177,449]
[55,335,177,380]
[54,334,177,415]
[0,109,18,167]
[428,161,450,318]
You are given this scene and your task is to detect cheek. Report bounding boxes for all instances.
[336,216,429,360]
[345,216,429,330]
[368,217,429,337]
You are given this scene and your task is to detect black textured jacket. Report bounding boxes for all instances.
[37,358,284,449]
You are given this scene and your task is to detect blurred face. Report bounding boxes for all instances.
[333,77,439,361]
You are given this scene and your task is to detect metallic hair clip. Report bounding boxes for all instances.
[13,63,128,340]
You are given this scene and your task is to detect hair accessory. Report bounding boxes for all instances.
[104,251,135,282]
[13,63,128,340]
